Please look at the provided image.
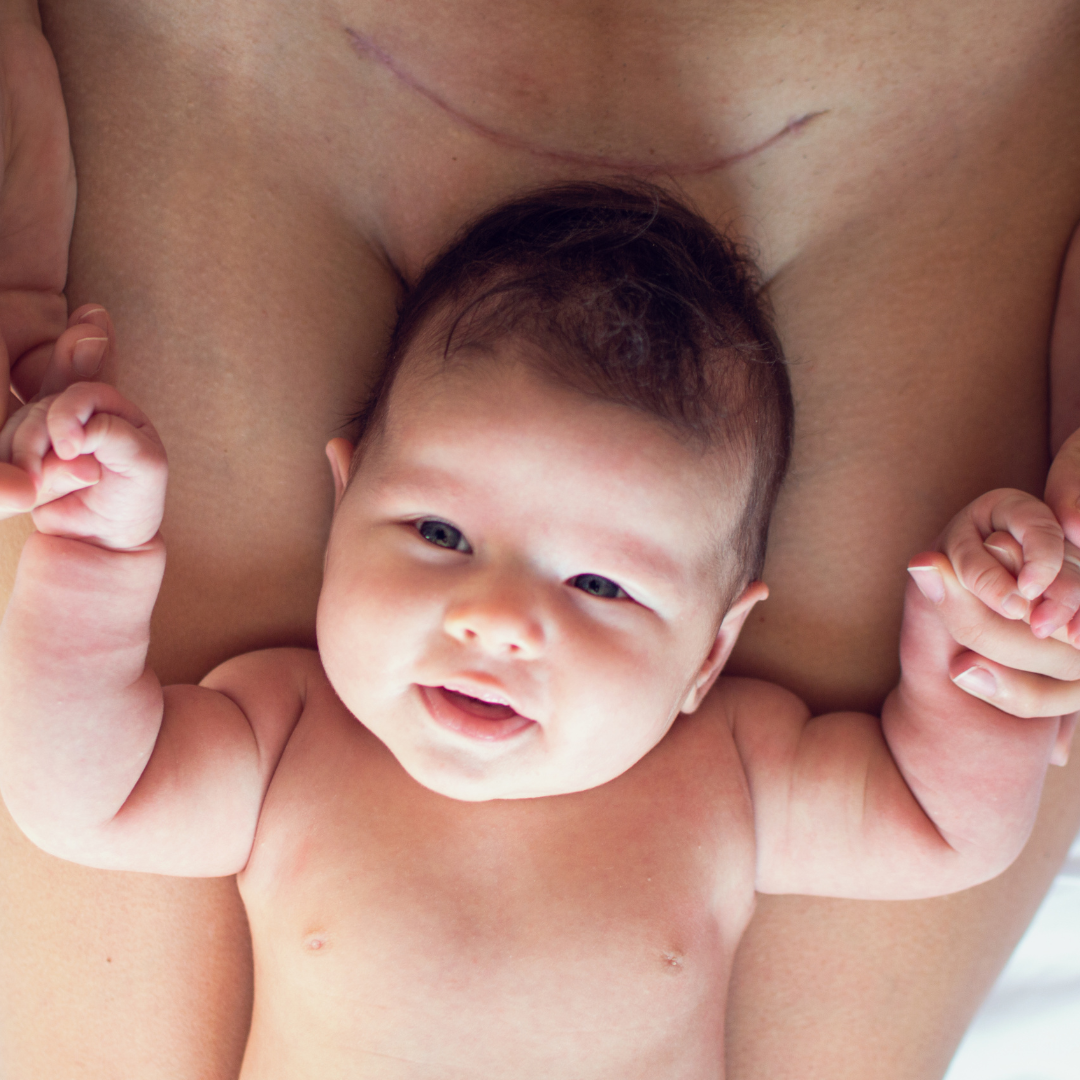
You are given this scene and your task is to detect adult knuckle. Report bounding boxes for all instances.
[950,619,987,651]
[995,681,1040,718]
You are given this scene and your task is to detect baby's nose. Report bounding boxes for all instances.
[442,589,545,656]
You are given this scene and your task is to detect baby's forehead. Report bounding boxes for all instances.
[389,336,743,473]
[365,343,750,561]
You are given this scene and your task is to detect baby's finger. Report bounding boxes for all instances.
[43,382,158,463]
[77,411,165,482]
[983,531,1023,577]
[990,491,1065,600]
[941,509,1032,620]
[950,649,1080,719]
[1030,542,1080,641]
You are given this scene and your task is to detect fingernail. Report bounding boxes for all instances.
[1002,593,1028,618]
[953,666,997,697]
[55,439,75,459]
[77,308,108,329]
[908,566,945,603]
[72,337,107,377]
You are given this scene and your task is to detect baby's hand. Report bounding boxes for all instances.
[918,488,1080,643]
[906,489,1080,763]
[0,379,166,551]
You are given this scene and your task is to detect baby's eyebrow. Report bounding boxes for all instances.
[369,468,471,503]
[596,537,678,587]
[582,529,684,583]
[372,468,688,584]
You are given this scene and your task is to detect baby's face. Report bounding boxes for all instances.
[318,341,763,800]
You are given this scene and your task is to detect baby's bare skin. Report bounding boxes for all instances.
[0,350,1066,1079]
[1,0,1078,1076]
[238,664,755,1080]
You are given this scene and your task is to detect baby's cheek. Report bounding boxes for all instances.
[318,577,427,711]
[317,584,384,697]
[565,638,682,776]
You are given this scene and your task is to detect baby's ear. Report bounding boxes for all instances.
[325,438,355,508]
[680,581,769,714]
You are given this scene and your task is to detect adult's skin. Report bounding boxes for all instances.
[0,0,1078,1076]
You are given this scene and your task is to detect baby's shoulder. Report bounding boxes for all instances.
[198,646,327,725]
[700,675,812,731]
[651,676,811,785]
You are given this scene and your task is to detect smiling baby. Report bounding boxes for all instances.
[0,183,1066,1079]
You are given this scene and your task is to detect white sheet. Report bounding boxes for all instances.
[945,827,1080,1079]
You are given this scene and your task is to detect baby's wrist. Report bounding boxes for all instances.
[64,528,166,556]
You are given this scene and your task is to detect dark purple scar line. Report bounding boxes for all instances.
[345,28,824,177]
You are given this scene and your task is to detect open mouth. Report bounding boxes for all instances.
[420,685,536,741]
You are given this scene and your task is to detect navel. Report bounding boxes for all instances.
[660,950,684,973]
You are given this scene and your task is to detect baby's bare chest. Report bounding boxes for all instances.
[236,705,754,1078]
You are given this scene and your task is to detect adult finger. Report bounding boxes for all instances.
[8,396,55,479]
[1046,427,1080,551]
[908,551,1080,681]
[1046,220,1080,546]
[950,650,1080,719]
[38,305,115,395]
[0,460,36,514]
[1048,218,1080,440]
[0,397,32,462]
[35,449,100,505]
[1052,713,1079,766]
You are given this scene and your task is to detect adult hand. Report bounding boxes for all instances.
[0,1,76,408]
[0,305,115,513]
[902,218,1080,754]
[1047,218,1080,545]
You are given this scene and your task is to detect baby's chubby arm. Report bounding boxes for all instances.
[0,375,306,876]
[729,491,1070,900]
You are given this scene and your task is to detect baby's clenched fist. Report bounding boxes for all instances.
[0,380,166,552]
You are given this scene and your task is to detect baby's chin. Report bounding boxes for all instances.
[383,730,654,803]
[328,674,668,801]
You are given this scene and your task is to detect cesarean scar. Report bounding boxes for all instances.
[345,28,825,177]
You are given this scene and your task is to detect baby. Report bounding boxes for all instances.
[0,183,1073,1079]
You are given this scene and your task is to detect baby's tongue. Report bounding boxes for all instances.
[441,688,516,720]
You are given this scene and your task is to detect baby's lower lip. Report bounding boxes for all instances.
[419,685,536,741]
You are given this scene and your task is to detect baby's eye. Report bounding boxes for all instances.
[417,519,471,553]
[569,574,628,600]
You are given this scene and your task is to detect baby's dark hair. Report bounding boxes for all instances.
[352,180,793,584]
